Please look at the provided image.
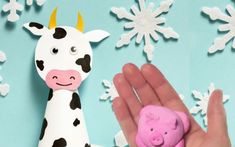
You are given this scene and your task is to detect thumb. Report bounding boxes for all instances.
[207,90,229,137]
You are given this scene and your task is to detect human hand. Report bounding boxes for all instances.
[112,63,231,147]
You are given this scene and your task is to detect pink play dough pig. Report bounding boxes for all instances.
[136,105,190,147]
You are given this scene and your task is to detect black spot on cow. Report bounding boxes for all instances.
[85,143,91,147]
[76,54,91,73]
[73,118,80,127]
[52,138,67,147]
[39,118,47,140]
[53,27,67,39]
[36,60,44,71]
[48,89,53,101]
[29,22,43,29]
[70,93,81,110]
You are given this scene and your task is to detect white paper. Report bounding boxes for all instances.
[100,80,119,101]
[24,10,110,146]
[202,4,235,53]
[38,90,90,147]
[114,131,128,147]
[0,51,7,62]
[190,83,229,126]
[0,50,9,97]
[0,84,10,97]
[111,0,179,61]
[26,0,46,6]
[2,0,23,22]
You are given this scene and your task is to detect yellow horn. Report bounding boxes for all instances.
[49,8,58,29]
[76,12,84,32]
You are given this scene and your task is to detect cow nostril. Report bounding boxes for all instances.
[70,76,76,80]
[52,76,58,79]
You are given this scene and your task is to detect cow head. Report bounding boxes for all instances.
[24,8,110,91]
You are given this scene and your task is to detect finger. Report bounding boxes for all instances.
[112,97,138,147]
[141,64,201,131]
[122,63,161,106]
[141,64,188,111]
[207,90,230,138]
[113,73,142,123]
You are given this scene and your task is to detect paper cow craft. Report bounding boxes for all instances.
[24,8,110,147]
[136,105,190,147]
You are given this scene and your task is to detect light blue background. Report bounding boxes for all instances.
[0,0,234,146]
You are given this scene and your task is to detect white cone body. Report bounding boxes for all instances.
[38,90,90,147]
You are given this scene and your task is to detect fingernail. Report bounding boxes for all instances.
[214,89,223,96]
[123,63,136,75]
[113,73,124,84]
[212,89,223,102]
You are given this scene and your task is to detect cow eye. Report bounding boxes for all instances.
[51,47,59,55]
[70,46,78,55]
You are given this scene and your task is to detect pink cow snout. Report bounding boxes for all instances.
[45,70,82,90]
[150,132,164,146]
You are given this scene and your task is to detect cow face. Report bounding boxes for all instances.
[24,22,109,91]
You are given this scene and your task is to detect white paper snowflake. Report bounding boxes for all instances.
[0,51,9,97]
[111,0,179,61]
[190,83,229,126]
[2,0,46,22]
[179,94,185,100]
[26,0,46,6]
[100,82,127,146]
[202,4,235,53]
[2,0,24,22]
[0,83,10,97]
[114,131,128,147]
[0,51,7,63]
[100,80,119,101]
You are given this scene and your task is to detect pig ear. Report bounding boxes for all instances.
[168,118,178,130]
[84,30,110,43]
[176,111,190,133]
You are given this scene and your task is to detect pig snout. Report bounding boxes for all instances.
[150,132,164,146]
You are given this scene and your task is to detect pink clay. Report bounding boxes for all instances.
[136,105,190,147]
[45,69,82,90]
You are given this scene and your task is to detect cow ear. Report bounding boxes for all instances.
[84,30,110,43]
[23,22,48,36]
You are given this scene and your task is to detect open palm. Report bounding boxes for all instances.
[112,63,231,147]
